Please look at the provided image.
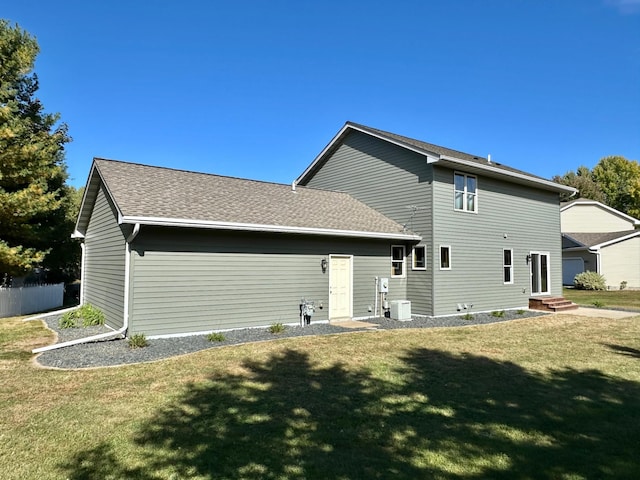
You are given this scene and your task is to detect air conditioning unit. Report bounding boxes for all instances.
[390,300,411,321]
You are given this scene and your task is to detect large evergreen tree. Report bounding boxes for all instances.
[0,20,74,281]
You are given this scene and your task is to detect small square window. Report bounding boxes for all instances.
[412,245,427,270]
[391,245,406,278]
[440,246,451,270]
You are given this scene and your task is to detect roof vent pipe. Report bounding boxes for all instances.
[487,154,491,164]
[291,181,296,192]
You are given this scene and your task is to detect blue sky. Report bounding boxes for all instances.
[4,0,640,188]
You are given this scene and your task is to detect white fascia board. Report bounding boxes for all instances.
[295,123,352,184]
[561,200,640,225]
[120,216,422,242]
[590,231,640,250]
[432,155,577,194]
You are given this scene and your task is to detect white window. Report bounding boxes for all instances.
[391,245,406,277]
[439,245,451,270]
[412,245,427,270]
[454,172,477,212]
[503,249,513,284]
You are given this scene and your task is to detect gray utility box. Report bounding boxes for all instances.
[390,300,411,321]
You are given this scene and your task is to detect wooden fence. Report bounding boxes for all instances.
[0,283,64,318]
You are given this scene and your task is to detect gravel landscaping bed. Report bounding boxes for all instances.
[35,310,545,369]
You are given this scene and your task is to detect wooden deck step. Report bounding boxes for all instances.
[529,296,579,312]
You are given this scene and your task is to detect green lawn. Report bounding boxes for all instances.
[1,312,640,479]
[563,287,640,310]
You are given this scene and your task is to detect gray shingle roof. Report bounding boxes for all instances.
[346,122,555,182]
[79,158,417,239]
[563,230,640,248]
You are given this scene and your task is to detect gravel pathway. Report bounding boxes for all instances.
[35,310,546,369]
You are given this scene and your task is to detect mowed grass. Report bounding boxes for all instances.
[563,287,640,310]
[2,313,640,479]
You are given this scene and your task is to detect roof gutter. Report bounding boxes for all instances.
[32,223,142,354]
[120,216,422,241]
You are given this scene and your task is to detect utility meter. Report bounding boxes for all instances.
[379,277,389,293]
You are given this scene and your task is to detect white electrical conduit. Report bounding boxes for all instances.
[31,223,141,354]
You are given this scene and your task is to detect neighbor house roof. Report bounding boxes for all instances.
[74,158,420,241]
[562,230,640,250]
[561,198,640,226]
[296,121,577,194]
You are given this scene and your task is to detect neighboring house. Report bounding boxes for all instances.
[74,158,419,337]
[296,122,577,316]
[561,199,640,288]
[75,122,576,338]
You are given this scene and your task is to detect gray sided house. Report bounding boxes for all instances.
[296,122,577,316]
[74,159,419,337]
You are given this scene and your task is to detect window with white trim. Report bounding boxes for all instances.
[503,249,513,284]
[412,245,427,270]
[439,245,451,270]
[391,245,406,277]
[454,172,477,212]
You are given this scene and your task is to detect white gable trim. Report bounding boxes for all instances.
[296,123,576,195]
[561,200,640,226]
[589,230,640,250]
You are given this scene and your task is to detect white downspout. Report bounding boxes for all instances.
[32,223,141,354]
[79,242,86,305]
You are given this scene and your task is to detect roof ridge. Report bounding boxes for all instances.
[93,157,315,191]
[345,121,486,161]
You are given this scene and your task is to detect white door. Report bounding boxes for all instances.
[329,255,352,320]
[530,252,551,295]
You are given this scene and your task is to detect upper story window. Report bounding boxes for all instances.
[454,172,477,213]
[391,245,406,278]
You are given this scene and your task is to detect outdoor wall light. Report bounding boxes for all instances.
[321,258,328,273]
[526,254,532,264]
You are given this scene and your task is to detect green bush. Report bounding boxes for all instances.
[516,309,526,315]
[58,304,105,329]
[268,323,286,334]
[461,313,474,321]
[58,312,78,329]
[620,281,628,290]
[491,310,505,318]
[574,271,606,291]
[207,332,225,342]
[128,333,148,349]
[79,304,105,327]
[592,300,605,308]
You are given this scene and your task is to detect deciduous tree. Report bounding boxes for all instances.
[592,156,640,219]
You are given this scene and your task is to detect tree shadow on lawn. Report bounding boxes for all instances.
[61,348,640,479]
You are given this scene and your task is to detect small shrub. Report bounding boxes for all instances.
[207,332,225,342]
[79,304,105,327]
[59,312,78,329]
[620,281,628,291]
[268,323,286,334]
[592,300,605,308]
[491,310,505,318]
[574,271,606,291]
[461,313,474,321]
[128,333,148,349]
[516,309,526,315]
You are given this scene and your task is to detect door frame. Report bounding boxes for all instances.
[328,254,353,320]
[530,251,551,296]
